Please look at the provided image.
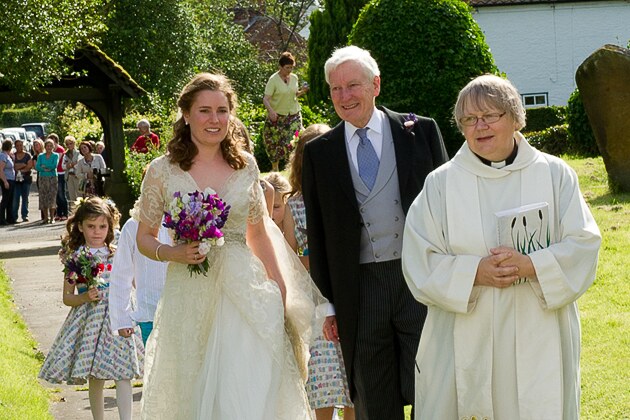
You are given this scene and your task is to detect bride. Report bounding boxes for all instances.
[134,73,323,419]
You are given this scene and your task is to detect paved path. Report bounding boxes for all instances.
[0,186,142,419]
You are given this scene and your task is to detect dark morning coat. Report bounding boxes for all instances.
[302,106,449,394]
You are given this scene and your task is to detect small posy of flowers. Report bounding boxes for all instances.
[404,112,418,132]
[163,188,231,277]
[63,246,110,290]
[290,129,300,147]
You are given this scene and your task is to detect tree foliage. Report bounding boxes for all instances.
[0,0,108,93]
[100,0,202,106]
[306,0,368,105]
[185,1,271,102]
[349,0,498,155]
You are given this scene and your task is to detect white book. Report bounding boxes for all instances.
[495,202,551,285]
[496,202,551,254]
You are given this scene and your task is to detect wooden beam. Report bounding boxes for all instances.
[0,88,106,104]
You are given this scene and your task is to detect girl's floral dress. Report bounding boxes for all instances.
[39,248,144,385]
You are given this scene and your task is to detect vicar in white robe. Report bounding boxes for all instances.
[401,74,601,420]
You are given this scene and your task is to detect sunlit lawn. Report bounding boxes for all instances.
[0,265,53,420]
[568,157,630,419]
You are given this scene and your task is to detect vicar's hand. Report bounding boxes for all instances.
[491,246,537,279]
[474,249,520,288]
[322,316,339,343]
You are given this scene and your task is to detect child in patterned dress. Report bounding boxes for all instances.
[285,124,355,420]
[39,197,144,420]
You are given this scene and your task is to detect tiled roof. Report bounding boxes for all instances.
[468,0,617,6]
[78,44,146,98]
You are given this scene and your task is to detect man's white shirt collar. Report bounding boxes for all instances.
[345,108,385,171]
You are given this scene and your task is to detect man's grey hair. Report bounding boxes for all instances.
[324,46,380,85]
[137,119,151,129]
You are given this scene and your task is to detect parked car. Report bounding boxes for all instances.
[21,122,49,139]
[1,127,31,152]
[1,132,18,143]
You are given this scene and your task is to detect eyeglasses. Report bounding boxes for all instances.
[459,112,506,126]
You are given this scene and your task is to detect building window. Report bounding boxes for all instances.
[522,93,548,108]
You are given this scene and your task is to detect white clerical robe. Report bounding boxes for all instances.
[402,134,601,420]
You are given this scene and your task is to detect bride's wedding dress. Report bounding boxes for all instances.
[135,154,322,419]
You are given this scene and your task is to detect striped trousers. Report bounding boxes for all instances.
[353,259,426,420]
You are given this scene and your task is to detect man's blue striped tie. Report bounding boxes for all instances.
[356,127,379,190]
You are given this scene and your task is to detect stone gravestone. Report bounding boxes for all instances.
[576,44,630,192]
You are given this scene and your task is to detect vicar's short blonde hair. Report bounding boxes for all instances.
[453,74,526,132]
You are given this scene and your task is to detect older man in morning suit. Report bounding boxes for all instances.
[302,46,448,419]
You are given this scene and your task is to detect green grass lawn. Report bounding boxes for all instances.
[568,157,630,419]
[0,156,628,419]
[0,266,53,420]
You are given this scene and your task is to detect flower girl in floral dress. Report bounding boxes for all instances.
[39,197,144,420]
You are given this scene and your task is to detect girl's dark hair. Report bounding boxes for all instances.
[167,73,246,171]
[60,197,120,261]
[287,124,330,198]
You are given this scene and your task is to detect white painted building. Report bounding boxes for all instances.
[469,0,630,106]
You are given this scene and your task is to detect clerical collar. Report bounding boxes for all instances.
[475,139,518,168]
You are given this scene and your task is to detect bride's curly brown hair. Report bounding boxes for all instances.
[167,73,247,171]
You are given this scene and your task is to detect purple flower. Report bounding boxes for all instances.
[162,190,231,277]
[404,112,418,132]
[62,246,107,289]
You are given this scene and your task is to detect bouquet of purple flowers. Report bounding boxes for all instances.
[163,188,231,276]
[63,246,110,289]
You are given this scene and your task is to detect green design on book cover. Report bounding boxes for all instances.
[495,202,551,284]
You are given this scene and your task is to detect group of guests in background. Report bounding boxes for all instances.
[32,134,108,224]
[0,120,158,227]
[35,45,600,420]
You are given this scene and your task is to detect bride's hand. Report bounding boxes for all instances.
[167,241,206,265]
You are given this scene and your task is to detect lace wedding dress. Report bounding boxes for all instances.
[134,154,322,420]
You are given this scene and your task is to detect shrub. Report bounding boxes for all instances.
[349,0,498,156]
[124,144,167,201]
[58,103,102,141]
[526,124,569,156]
[566,89,599,157]
[307,0,369,106]
[523,106,565,133]
[0,105,44,128]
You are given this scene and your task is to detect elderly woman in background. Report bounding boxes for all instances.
[401,74,601,420]
[0,139,17,225]
[76,140,107,197]
[131,119,160,153]
[12,139,34,223]
[62,136,81,208]
[35,139,59,224]
[95,140,108,165]
[262,51,309,171]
